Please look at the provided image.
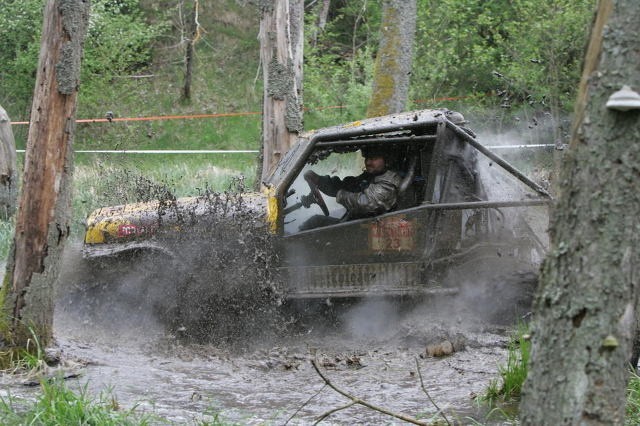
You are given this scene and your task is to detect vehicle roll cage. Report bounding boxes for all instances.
[271,110,551,219]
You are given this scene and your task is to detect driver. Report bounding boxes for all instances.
[299,147,401,230]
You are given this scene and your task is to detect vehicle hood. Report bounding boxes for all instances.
[84,192,267,247]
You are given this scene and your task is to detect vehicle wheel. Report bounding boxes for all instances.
[445,250,539,326]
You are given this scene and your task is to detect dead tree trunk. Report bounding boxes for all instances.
[0,105,17,220]
[311,0,330,47]
[0,0,90,349]
[182,0,199,102]
[366,0,417,118]
[520,1,640,424]
[258,0,304,183]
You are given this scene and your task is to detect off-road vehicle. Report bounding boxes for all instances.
[82,108,550,330]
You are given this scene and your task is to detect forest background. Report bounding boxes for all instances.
[0,0,595,245]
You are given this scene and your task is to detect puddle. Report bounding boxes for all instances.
[37,300,514,425]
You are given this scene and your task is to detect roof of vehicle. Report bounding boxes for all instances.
[264,108,463,188]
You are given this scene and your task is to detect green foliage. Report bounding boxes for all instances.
[0,0,45,116]
[309,0,381,59]
[412,0,596,112]
[0,0,168,121]
[482,323,531,404]
[82,0,169,79]
[0,380,152,425]
[303,43,374,129]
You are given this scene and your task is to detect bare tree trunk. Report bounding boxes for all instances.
[0,0,90,349]
[520,1,640,424]
[0,105,17,220]
[311,0,330,47]
[182,0,199,102]
[366,0,417,118]
[258,0,304,183]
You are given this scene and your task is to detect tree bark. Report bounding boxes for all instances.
[520,1,640,424]
[258,0,304,183]
[366,0,417,118]
[0,105,17,220]
[0,0,90,349]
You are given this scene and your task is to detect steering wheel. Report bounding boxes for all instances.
[306,179,330,216]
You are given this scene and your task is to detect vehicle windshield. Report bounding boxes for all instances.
[283,150,362,235]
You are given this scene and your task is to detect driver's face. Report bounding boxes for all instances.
[364,156,386,174]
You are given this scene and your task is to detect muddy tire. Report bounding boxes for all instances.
[446,251,539,326]
[467,269,538,325]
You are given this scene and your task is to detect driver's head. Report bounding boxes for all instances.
[361,147,388,175]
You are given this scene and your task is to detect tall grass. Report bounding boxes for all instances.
[482,323,531,404]
[0,380,153,426]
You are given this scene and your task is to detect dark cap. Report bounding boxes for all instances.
[361,146,389,158]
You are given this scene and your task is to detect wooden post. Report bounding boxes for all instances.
[1,0,90,349]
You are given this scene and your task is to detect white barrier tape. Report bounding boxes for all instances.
[484,144,565,149]
[14,145,563,154]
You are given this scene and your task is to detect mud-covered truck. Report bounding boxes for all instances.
[81,109,550,334]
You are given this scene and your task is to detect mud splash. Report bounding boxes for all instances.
[41,173,533,424]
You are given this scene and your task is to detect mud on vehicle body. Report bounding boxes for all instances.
[82,108,551,331]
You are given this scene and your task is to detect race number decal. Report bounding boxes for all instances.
[369,216,415,251]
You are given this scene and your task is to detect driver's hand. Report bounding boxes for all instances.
[300,193,315,208]
[303,170,320,185]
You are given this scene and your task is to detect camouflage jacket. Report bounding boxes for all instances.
[317,169,401,219]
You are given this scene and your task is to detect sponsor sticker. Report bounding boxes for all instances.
[117,223,155,238]
[369,216,415,251]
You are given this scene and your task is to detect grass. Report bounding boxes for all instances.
[72,155,256,234]
[0,332,237,426]
[0,331,146,425]
[0,380,153,426]
[482,323,531,405]
[627,371,640,425]
[0,328,45,373]
[478,324,640,424]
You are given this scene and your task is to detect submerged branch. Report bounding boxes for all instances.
[310,358,431,425]
[284,383,328,425]
[415,357,451,425]
[313,401,357,425]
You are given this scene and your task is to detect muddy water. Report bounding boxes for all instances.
[42,299,512,425]
[0,243,523,425]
